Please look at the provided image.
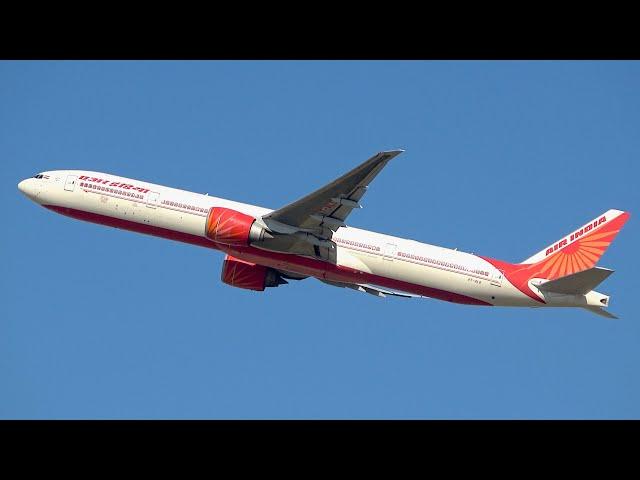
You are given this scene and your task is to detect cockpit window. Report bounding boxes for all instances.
[32,174,49,179]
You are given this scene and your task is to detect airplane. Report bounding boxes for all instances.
[18,150,629,318]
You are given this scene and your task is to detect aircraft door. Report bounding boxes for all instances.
[491,269,503,286]
[383,243,397,261]
[146,191,159,208]
[382,243,398,276]
[64,175,77,192]
[144,191,160,225]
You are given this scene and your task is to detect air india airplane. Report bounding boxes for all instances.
[18,150,629,318]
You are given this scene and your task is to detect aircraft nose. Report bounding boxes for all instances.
[18,178,38,200]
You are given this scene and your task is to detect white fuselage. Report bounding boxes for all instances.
[18,170,554,308]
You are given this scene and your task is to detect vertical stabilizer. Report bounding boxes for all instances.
[520,209,629,281]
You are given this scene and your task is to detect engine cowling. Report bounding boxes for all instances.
[221,255,288,291]
[205,207,270,246]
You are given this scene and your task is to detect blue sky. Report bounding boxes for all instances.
[1,61,638,419]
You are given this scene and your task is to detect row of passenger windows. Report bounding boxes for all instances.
[161,200,208,213]
[81,182,145,199]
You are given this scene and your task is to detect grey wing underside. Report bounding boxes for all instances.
[262,150,404,241]
[582,306,619,319]
[319,279,422,298]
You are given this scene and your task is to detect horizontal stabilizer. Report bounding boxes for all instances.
[583,306,619,320]
[538,267,613,295]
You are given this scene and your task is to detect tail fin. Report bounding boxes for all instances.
[520,209,630,280]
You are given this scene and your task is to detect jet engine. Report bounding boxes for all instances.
[221,255,288,291]
[205,207,272,246]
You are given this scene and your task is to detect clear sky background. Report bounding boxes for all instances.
[1,61,638,419]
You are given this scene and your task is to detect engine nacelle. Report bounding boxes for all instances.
[205,207,270,246]
[221,255,288,291]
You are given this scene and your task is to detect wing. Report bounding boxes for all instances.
[262,150,404,241]
[319,279,422,298]
[582,306,619,319]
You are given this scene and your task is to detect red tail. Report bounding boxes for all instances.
[482,209,630,302]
